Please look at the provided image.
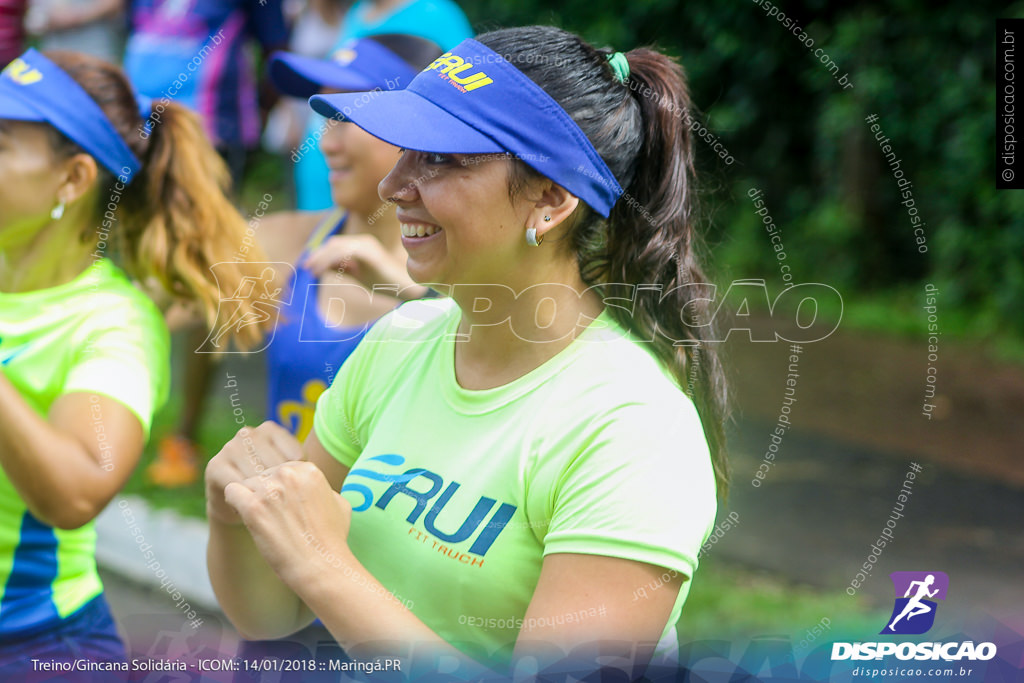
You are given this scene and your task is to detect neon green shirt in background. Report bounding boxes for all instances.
[314,298,718,666]
[0,258,169,637]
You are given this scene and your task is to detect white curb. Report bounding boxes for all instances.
[95,495,219,611]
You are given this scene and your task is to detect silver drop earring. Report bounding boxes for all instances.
[50,201,66,221]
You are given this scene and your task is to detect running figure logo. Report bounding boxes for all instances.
[198,263,293,353]
[881,571,949,635]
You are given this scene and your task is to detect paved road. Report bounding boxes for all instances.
[100,567,241,664]
[712,421,1024,634]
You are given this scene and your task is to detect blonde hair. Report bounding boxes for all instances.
[46,50,272,350]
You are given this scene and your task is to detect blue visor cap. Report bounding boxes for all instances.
[310,39,624,217]
[0,49,141,182]
[269,39,418,99]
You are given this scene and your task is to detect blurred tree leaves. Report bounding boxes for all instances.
[461,1,1024,339]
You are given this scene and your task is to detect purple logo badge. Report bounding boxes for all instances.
[881,571,949,635]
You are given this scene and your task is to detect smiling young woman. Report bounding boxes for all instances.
[247,35,443,443]
[206,25,729,679]
[0,48,271,677]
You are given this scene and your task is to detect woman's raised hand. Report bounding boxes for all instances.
[204,421,304,525]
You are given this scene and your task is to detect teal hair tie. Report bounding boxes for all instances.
[607,51,630,84]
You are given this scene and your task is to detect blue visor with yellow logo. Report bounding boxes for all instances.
[269,38,418,99]
[310,39,623,217]
[0,49,141,181]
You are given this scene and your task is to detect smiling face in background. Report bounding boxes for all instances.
[319,119,402,216]
[378,149,539,289]
[0,120,65,247]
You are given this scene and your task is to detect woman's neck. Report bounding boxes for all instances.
[452,273,606,391]
[0,219,97,293]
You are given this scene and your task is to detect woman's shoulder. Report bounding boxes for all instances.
[256,210,333,264]
[537,323,713,479]
[367,296,460,343]
[65,261,169,341]
[76,260,158,308]
[321,297,457,400]
[573,315,690,404]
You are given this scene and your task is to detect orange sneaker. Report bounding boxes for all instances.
[146,436,200,487]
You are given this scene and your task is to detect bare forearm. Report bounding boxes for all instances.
[293,549,492,676]
[45,0,122,31]
[207,518,312,640]
[0,375,110,528]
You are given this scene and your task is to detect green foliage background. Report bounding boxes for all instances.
[457,1,1024,353]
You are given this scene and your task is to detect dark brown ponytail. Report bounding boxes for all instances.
[478,27,731,499]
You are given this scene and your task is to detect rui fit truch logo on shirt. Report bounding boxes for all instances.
[342,454,425,511]
[425,52,494,92]
[2,58,43,85]
[882,571,948,635]
[342,454,517,561]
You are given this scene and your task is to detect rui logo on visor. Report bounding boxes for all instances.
[332,48,357,66]
[425,52,494,92]
[4,59,43,85]
[309,39,624,217]
[0,49,142,181]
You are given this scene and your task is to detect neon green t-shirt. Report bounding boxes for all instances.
[0,258,169,637]
[313,298,718,666]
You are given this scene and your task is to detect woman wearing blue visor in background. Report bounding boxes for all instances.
[206,25,729,679]
[0,49,272,677]
[228,34,442,678]
[258,34,441,445]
